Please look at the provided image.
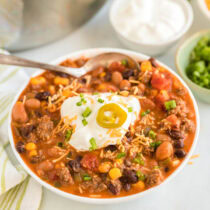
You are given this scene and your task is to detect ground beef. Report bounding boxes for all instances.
[169,98,189,118]
[145,169,163,187]
[108,180,122,195]
[180,118,195,133]
[36,115,54,141]
[56,167,74,185]
[79,176,107,193]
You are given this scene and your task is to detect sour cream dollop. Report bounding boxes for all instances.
[111,0,186,44]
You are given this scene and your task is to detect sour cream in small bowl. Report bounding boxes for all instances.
[110,0,193,56]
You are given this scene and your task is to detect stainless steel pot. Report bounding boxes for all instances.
[5,0,106,51]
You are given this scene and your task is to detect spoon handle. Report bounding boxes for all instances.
[0,54,70,74]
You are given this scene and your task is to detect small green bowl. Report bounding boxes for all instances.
[176,29,210,104]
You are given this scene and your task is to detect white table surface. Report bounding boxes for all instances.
[14,1,210,209]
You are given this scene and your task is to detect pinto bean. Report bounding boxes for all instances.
[156,141,173,161]
[112,71,123,85]
[37,160,54,171]
[140,98,155,110]
[25,98,40,110]
[12,102,28,123]
[120,80,131,90]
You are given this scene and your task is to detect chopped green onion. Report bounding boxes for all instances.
[116,152,126,159]
[97,98,104,103]
[89,137,97,151]
[80,93,84,98]
[150,141,161,149]
[83,174,92,181]
[93,92,99,95]
[164,100,176,111]
[149,130,156,139]
[82,118,88,126]
[133,157,144,165]
[128,107,133,112]
[76,101,82,106]
[81,98,87,104]
[141,109,150,117]
[65,129,73,142]
[82,107,92,118]
[136,171,145,181]
[153,165,160,169]
[121,59,128,66]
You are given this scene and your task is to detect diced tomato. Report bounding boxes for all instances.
[151,72,171,90]
[166,114,180,129]
[108,61,126,72]
[156,90,170,106]
[81,154,99,171]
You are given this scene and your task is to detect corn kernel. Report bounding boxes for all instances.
[132,181,145,191]
[62,89,74,97]
[109,168,122,180]
[141,61,152,72]
[49,85,56,95]
[29,150,37,157]
[54,76,69,86]
[25,142,37,151]
[31,77,46,85]
[100,72,106,78]
[98,162,111,173]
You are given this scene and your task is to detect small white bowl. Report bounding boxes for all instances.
[8,48,200,204]
[109,0,194,56]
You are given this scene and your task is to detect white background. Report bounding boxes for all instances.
[15,1,210,209]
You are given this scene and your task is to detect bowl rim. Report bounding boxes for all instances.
[197,0,210,19]
[8,48,200,204]
[175,29,210,94]
[109,0,194,47]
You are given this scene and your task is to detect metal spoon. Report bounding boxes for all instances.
[0,53,140,78]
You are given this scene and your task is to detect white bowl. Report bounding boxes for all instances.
[197,0,210,20]
[109,0,194,56]
[8,48,200,204]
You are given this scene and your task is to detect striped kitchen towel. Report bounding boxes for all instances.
[0,49,43,210]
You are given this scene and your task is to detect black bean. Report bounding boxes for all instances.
[104,71,112,82]
[19,125,35,138]
[68,156,81,172]
[149,58,158,67]
[174,140,184,149]
[108,183,119,195]
[164,166,170,173]
[104,145,117,152]
[16,141,25,153]
[123,183,131,191]
[122,69,134,79]
[35,91,51,101]
[167,129,184,140]
[175,149,186,158]
[80,78,87,84]
[120,170,138,184]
